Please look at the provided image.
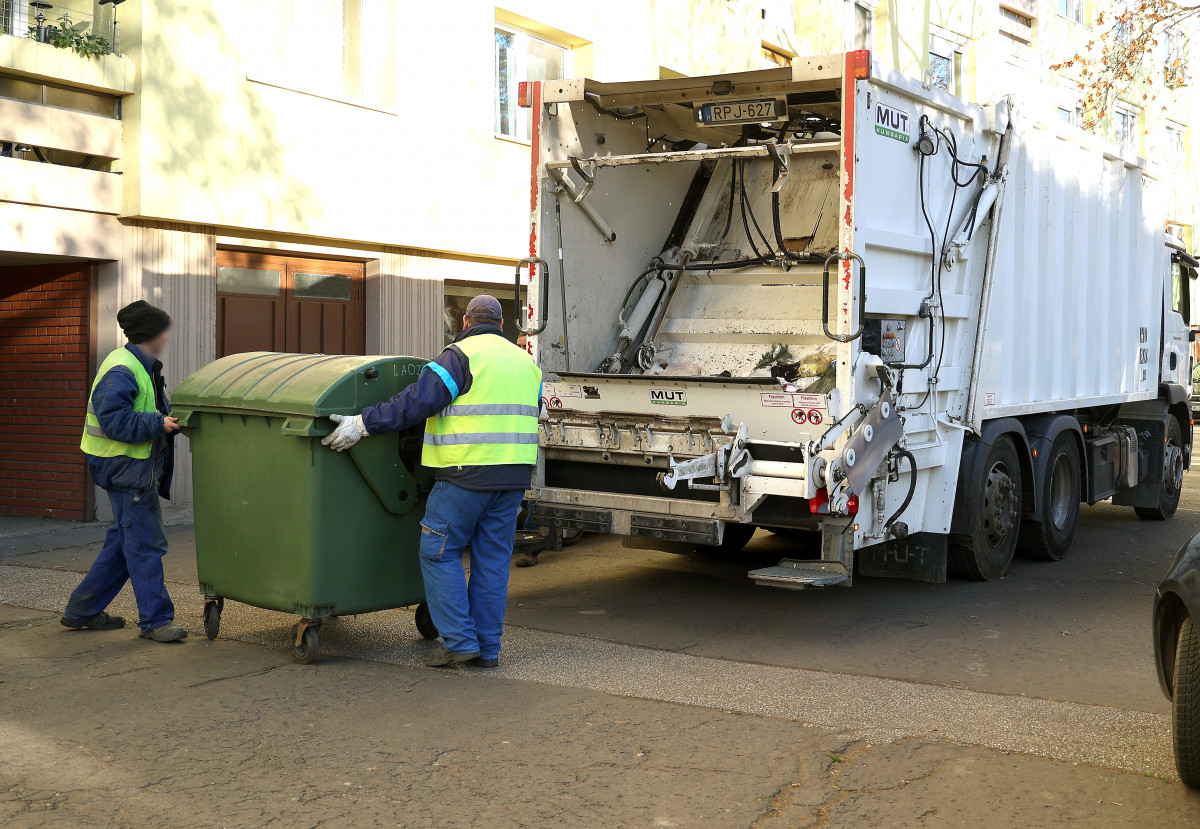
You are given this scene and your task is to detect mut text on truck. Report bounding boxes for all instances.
[516,51,1196,588]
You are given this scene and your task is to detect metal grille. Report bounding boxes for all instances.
[0,1,121,56]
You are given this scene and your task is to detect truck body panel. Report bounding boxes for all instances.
[522,53,1189,586]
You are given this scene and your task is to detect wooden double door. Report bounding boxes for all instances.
[216,250,365,357]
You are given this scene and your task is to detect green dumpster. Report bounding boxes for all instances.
[172,351,438,663]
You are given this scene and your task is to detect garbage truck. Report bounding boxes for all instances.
[516,50,1197,588]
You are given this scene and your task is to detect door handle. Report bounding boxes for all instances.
[822,252,866,342]
[515,256,550,335]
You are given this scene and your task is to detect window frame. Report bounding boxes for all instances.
[845,0,876,52]
[1057,0,1085,25]
[494,22,571,145]
[1113,104,1139,155]
[244,0,394,115]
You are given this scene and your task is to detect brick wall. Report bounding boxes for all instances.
[0,267,91,520]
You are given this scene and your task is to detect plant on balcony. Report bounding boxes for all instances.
[31,13,112,61]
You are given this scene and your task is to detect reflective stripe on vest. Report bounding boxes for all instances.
[79,348,156,459]
[421,334,542,468]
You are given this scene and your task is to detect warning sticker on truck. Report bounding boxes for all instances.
[874,103,910,143]
[761,392,828,410]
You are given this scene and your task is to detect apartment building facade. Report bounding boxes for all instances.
[0,0,1194,520]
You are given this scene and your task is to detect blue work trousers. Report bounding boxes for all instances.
[418,481,523,659]
[64,488,174,633]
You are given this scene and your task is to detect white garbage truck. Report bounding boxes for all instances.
[517,50,1196,587]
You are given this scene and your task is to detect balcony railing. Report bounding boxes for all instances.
[0,0,121,57]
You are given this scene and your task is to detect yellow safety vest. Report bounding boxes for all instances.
[422,333,542,468]
[80,348,156,459]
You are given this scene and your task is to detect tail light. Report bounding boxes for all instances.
[809,488,830,514]
[518,81,532,108]
[850,50,871,80]
[808,489,859,516]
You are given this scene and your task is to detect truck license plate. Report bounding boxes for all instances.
[699,98,783,126]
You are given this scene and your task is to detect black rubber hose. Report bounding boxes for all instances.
[737,160,766,259]
[885,450,918,528]
[679,255,775,271]
[739,160,775,255]
[719,158,737,240]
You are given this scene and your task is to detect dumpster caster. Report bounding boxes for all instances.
[292,620,321,664]
[415,602,439,641]
[203,598,223,640]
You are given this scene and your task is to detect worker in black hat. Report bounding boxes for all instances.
[62,300,186,643]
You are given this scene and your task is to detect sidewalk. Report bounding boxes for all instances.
[3,603,1199,828]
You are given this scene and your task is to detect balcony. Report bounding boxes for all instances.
[1,0,120,54]
[0,0,131,93]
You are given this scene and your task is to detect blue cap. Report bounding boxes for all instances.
[465,294,503,321]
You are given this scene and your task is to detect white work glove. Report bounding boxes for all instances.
[321,413,368,452]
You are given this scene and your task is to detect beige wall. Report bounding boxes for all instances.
[117,1,781,265]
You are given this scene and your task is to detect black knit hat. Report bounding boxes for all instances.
[117,300,171,344]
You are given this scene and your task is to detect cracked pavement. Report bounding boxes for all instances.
[4,490,1200,826]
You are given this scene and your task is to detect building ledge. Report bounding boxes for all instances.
[0,34,134,95]
[0,155,121,215]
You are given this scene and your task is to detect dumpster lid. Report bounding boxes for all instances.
[172,352,426,417]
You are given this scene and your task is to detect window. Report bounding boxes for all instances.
[1057,107,1073,123]
[851,1,873,50]
[1165,122,1186,169]
[0,72,120,118]
[1114,106,1138,153]
[444,284,519,345]
[928,51,953,92]
[495,24,568,142]
[1171,259,1191,323]
[254,0,375,103]
[1057,0,1085,24]
[999,7,1034,44]
[927,30,964,94]
[1165,27,1189,87]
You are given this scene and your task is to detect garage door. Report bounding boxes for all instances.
[216,250,365,357]
[0,264,91,519]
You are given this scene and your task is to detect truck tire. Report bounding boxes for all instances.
[949,436,1023,580]
[1174,615,1200,788]
[693,524,756,557]
[1135,416,1184,521]
[1017,433,1080,561]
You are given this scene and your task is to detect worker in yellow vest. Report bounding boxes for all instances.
[62,300,186,643]
[323,295,541,668]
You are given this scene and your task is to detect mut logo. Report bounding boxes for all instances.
[874,103,910,143]
[650,389,687,406]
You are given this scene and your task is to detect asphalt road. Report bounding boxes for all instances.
[3,482,1200,825]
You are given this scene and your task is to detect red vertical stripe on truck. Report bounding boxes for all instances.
[840,52,858,332]
[527,80,542,323]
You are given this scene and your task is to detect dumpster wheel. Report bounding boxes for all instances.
[292,620,321,664]
[415,602,439,640]
[203,598,224,640]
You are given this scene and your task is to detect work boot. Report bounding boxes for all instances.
[60,612,125,631]
[139,622,188,643]
[513,551,539,568]
[469,657,500,669]
[424,645,480,667]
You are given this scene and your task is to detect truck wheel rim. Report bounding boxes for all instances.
[983,462,1017,547]
[1049,453,1073,531]
[1165,441,1184,497]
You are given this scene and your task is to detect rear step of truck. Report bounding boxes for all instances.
[749,560,850,589]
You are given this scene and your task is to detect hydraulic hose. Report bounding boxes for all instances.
[885,450,918,529]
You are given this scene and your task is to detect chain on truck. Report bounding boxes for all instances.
[513,50,1196,589]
